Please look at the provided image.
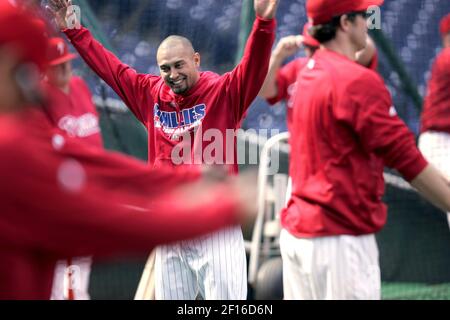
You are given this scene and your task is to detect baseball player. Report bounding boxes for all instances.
[0,1,258,299]
[42,37,104,300]
[259,23,378,203]
[419,13,450,229]
[48,0,279,300]
[43,37,103,148]
[280,0,450,300]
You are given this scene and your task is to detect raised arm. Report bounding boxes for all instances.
[0,126,256,258]
[259,35,302,100]
[47,0,157,125]
[222,0,279,123]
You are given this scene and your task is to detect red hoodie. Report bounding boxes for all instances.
[0,109,241,299]
[64,18,276,173]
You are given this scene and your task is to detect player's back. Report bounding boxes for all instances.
[284,49,387,238]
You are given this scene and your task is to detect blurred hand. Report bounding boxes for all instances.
[46,0,75,30]
[273,35,303,60]
[201,165,228,183]
[229,170,258,227]
[254,0,280,20]
[174,169,258,227]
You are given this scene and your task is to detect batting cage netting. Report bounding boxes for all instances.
[49,0,450,300]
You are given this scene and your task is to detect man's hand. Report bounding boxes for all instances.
[46,0,76,30]
[273,35,303,61]
[230,170,258,227]
[201,165,229,183]
[254,0,280,20]
[174,169,258,227]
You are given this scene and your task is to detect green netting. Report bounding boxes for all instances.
[382,283,450,300]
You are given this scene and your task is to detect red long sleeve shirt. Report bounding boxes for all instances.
[0,109,241,299]
[266,52,379,131]
[421,48,450,134]
[64,18,276,173]
[267,58,309,131]
[282,49,428,237]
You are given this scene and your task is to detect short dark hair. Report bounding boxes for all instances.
[310,11,365,44]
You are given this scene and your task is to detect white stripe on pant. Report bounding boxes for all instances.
[155,226,247,300]
[419,131,450,228]
[280,229,381,300]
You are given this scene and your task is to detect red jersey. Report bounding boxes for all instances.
[421,48,450,134]
[266,52,378,130]
[0,108,241,299]
[282,49,428,238]
[43,77,103,148]
[64,18,276,173]
[267,57,309,130]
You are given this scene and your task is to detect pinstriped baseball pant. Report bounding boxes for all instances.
[419,131,450,228]
[280,230,381,300]
[154,226,247,300]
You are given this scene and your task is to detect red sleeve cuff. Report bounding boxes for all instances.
[63,26,87,39]
[398,152,429,182]
[254,16,277,30]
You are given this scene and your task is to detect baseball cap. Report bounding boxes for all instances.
[307,0,384,26]
[0,0,48,70]
[440,13,450,36]
[302,23,320,48]
[47,37,77,67]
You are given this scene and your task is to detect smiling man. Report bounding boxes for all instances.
[48,0,279,300]
[157,36,200,95]
[0,0,260,300]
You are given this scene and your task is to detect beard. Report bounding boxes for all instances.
[171,85,188,94]
[167,77,189,94]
